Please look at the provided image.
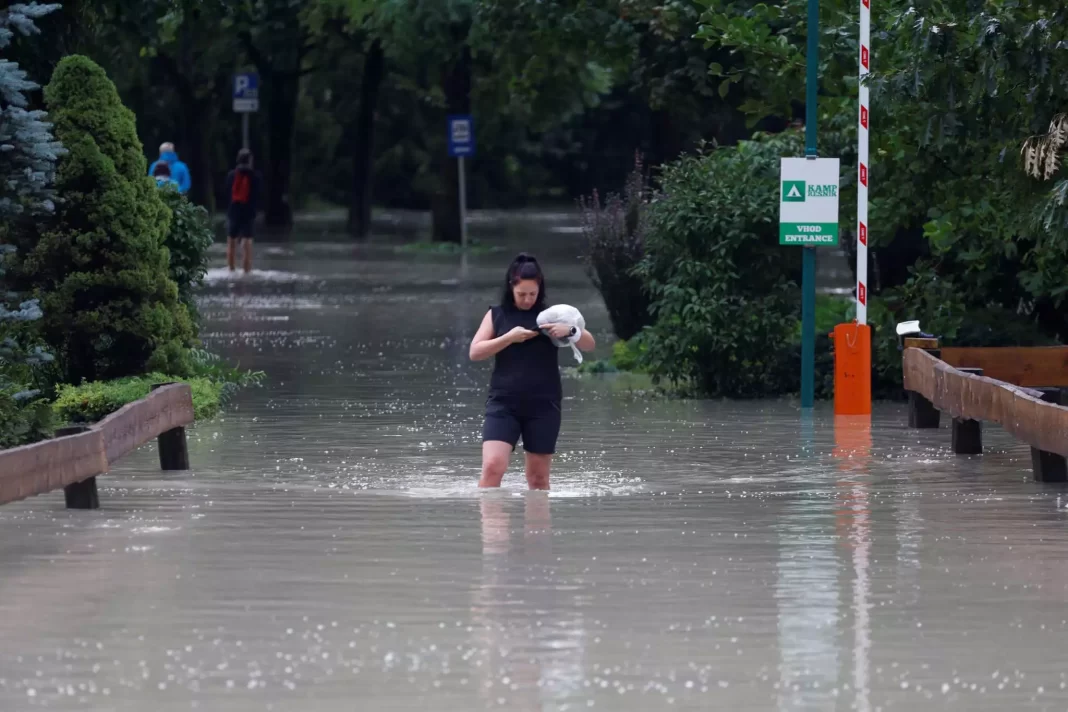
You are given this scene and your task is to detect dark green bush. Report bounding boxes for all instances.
[50,350,264,426]
[578,153,653,341]
[53,373,223,424]
[1,245,57,443]
[158,186,213,325]
[575,337,648,375]
[0,4,61,447]
[8,55,193,385]
[635,131,806,397]
[0,388,53,447]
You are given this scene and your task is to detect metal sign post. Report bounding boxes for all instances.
[233,72,259,150]
[447,115,475,251]
[801,0,820,409]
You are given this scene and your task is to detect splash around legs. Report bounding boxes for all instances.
[479,441,551,491]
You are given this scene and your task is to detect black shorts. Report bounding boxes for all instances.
[227,209,254,238]
[482,395,562,455]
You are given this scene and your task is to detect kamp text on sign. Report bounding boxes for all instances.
[779,157,840,246]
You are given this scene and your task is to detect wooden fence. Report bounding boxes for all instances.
[0,383,193,509]
[902,345,1068,481]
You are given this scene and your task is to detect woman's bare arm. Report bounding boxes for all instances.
[575,329,596,352]
[470,310,534,361]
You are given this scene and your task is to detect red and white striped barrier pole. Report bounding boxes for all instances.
[857,0,870,325]
[833,0,873,415]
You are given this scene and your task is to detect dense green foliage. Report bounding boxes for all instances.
[2,1,749,239]
[52,350,265,425]
[579,154,653,341]
[53,373,224,424]
[635,131,807,397]
[0,248,56,447]
[2,0,1063,405]
[9,55,193,385]
[696,0,1068,389]
[0,2,62,446]
[158,185,213,322]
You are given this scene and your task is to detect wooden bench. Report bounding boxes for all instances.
[0,383,194,509]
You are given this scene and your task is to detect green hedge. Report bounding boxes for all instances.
[52,373,224,425]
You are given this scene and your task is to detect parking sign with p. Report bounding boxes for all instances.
[233,73,259,113]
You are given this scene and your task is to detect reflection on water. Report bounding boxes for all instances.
[1,218,1068,710]
[834,416,873,712]
[472,494,585,709]
[775,412,841,710]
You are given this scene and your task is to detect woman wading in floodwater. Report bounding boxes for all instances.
[469,254,596,490]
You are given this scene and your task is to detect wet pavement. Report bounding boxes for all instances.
[2,212,1068,711]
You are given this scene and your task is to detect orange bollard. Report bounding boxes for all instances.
[830,322,872,415]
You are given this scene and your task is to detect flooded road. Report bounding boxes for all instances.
[2,212,1068,711]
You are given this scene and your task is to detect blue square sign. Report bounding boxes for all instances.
[447,115,474,157]
[233,73,259,113]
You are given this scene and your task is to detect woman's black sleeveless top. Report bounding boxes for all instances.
[488,304,561,401]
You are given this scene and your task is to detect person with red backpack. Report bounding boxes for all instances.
[225,148,263,273]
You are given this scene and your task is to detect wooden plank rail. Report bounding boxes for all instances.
[903,348,1068,481]
[0,383,194,509]
[940,346,1068,387]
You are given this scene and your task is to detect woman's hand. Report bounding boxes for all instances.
[506,326,539,344]
[543,323,576,340]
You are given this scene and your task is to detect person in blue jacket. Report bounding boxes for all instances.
[147,142,191,194]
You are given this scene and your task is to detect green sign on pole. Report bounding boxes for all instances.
[779,158,840,246]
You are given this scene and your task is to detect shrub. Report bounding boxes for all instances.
[610,338,642,373]
[50,349,263,427]
[53,373,224,425]
[0,3,62,447]
[188,347,266,402]
[635,131,805,397]
[0,275,56,447]
[158,186,213,325]
[575,337,648,375]
[8,55,193,385]
[578,153,653,341]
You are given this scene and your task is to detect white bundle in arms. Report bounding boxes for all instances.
[536,304,586,364]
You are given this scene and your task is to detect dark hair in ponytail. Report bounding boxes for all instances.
[500,252,547,310]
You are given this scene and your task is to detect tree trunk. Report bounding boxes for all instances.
[347,39,385,238]
[431,45,472,243]
[265,73,298,228]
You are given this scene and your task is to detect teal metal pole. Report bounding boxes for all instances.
[801,0,818,408]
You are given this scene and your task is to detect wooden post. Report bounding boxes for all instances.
[56,425,100,509]
[904,341,941,428]
[1031,388,1067,483]
[908,391,940,429]
[151,383,190,471]
[951,368,983,454]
